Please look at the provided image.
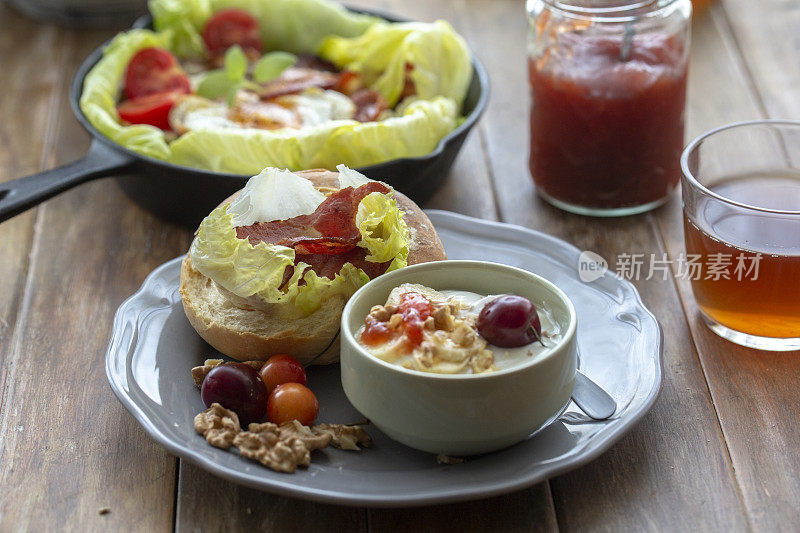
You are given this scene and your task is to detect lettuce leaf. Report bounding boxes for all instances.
[189,205,299,301]
[189,184,411,316]
[318,20,472,107]
[149,0,211,58]
[79,29,172,160]
[190,205,369,315]
[149,0,379,56]
[356,192,410,271]
[169,97,457,173]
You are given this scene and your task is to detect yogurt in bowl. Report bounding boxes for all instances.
[357,284,563,374]
[340,260,578,456]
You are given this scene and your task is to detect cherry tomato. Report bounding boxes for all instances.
[124,48,190,100]
[258,354,307,393]
[267,383,319,426]
[203,9,262,55]
[117,91,183,130]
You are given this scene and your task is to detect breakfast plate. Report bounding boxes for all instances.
[106,210,663,506]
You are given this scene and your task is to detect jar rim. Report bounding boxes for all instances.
[533,0,684,22]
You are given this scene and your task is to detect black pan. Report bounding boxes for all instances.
[0,8,488,227]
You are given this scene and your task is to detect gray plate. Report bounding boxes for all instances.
[106,210,663,507]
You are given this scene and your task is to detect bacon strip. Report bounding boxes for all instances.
[235,182,392,280]
[258,67,339,100]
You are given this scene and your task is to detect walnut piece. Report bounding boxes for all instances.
[278,420,333,450]
[471,349,496,374]
[451,321,476,347]
[388,313,402,329]
[313,424,372,451]
[369,305,391,322]
[193,408,371,473]
[436,454,466,465]
[191,359,264,388]
[235,423,312,473]
[194,403,241,449]
[432,305,455,331]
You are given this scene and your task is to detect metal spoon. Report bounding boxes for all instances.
[571,370,617,420]
[620,19,636,62]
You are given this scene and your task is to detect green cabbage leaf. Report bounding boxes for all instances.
[149,0,379,56]
[318,20,472,107]
[189,178,411,315]
[169,97,457,173]
[356,192,410,271]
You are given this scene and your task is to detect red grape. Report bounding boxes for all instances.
[476,295,542,348]
[267,383,319,426]
[201,363,268,424]
[258,354,306,393]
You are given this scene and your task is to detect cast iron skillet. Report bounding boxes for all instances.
[0,8,488,227]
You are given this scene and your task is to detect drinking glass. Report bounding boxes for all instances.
[682,120,800,351]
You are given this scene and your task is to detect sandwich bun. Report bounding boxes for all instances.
[180,169,446,365]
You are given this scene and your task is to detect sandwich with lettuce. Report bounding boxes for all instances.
[79,0,473,174]
[180,166,446,364]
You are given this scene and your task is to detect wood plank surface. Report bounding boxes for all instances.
[0,0,797,530]
[651,2,800,530]
[0,6,64,432]
[0,25,183,530]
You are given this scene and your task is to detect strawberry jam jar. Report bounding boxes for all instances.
[527,0,691,216]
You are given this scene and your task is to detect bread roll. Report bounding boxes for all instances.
[180,169,446,364]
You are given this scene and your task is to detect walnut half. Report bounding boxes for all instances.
[194,403,241,450]
[313,424,372,451]
[234,421,333,473]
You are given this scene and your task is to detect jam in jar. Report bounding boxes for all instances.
[527,0,691,216]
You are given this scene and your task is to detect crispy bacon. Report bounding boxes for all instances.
[258,67,339,100]
[294,54,338,72]
[351,89,389,122]
[236,182,392,280]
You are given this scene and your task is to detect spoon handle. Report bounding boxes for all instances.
[571,370,617,420]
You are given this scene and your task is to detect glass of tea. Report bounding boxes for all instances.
[682,120,800,351]
[527,0,692,216]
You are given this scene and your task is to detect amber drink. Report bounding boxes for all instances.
[682,121,800,350]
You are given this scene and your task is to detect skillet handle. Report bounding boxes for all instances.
[0,140,135,223]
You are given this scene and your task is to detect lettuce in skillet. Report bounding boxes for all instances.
[78,0,472,174]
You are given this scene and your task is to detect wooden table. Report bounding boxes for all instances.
[0,0,797,530]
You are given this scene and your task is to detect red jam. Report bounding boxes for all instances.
[397,292,433,348]
[360,292,433,352]
[360,315,394,346]
[529,33,688,210]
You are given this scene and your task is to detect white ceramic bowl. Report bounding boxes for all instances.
[340,260,578,456]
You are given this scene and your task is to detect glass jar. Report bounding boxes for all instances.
[527,0,692,216]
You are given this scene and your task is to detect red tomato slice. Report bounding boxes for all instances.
[117,91,183,130]
[124,48,190,100]
[203,9,262,55]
